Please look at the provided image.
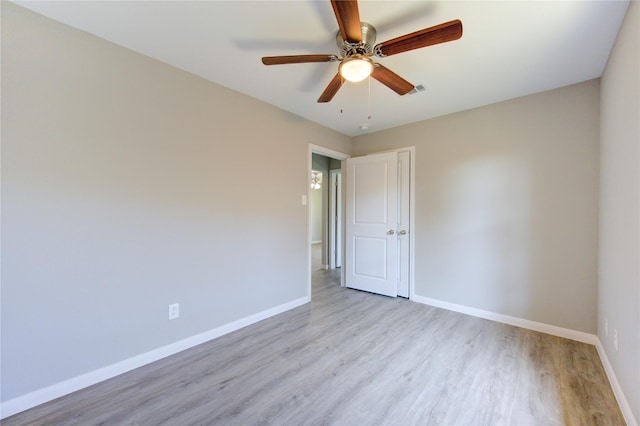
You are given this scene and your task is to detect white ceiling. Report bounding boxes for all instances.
[14,1,629,136]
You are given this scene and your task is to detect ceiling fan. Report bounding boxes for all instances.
[261,0,463,103]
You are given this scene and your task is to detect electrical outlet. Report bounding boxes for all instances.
[604,318,608,337]
[613,329,618,352]
[169,303,180,320]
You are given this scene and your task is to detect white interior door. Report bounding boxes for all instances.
[345,152,398,297]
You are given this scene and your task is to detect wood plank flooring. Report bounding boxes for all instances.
[4,245,625,425]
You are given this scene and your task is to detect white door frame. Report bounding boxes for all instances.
[308,144,349,300]
[306,145,414,301]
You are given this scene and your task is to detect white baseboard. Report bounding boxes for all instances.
[411,294,637,424]
[411,295,598,345]
[595,340,638,426]
[0,296,310,420]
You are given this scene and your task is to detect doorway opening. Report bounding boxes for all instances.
[311,154,342,270]
[308,145,349,300]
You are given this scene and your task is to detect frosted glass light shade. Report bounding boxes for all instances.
[340,56,374,83]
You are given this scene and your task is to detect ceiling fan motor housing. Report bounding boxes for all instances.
[336,22,377,58]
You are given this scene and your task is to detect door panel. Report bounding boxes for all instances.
[345,152,398,297]
[354,237,388,279]
[354,162,389,224]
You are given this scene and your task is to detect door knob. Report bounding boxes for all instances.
[387,229,395,235]
[399,230,407,235]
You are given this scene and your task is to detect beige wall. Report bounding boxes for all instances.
[353,79,600,334]
[1,2,351,402]
[599,1,639,421]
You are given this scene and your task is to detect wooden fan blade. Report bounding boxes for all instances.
[317,73,344,103]
[371,64,414,95]
[262,55,338,65]
[374,19,462,57]
[331,0,362,43]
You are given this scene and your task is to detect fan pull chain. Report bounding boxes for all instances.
[368,75,372,120]
[341,76,345,114]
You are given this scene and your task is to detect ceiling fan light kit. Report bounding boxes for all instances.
[261,0,463,103]
[340,55,374,82]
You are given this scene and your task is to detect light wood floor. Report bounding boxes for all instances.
[5,244,625,425]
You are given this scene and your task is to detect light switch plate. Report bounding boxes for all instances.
[169,303,179,320]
